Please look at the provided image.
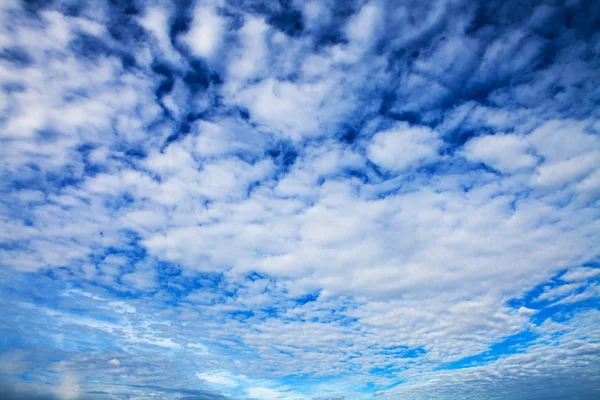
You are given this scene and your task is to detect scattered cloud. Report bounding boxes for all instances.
[0,0,599,399]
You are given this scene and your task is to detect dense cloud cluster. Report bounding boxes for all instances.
[0,0,599,399]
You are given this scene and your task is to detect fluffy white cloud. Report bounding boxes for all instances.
[226,16,269,85]
[528,120,600,190]
[139,7,181,62]
[345,1,382,52]
[463,133,538,173]
[367,123,442,171]
[234,78,331,140]
[180,6,225,59]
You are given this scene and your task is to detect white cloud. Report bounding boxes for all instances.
[180,6,225,59]
[197,370,240,387]
[345,1,382,50]
[379,310,600,400]
[138,7,181,63]
[246,386,299,400]
[561,267,600,282]
[193,119,266,158]
[463,133,538,173]
[121,269,157,291]
[528,120,600,190]
[550,284,600,306]
[234,78,331,140]
[226,16,269,85]
[574,169,600,202]
[535,282,586,302]
[367,123,442,171]
[55,363,80,400]
[531,151,599,190]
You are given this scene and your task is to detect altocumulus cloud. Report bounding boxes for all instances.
[0,0,599,399]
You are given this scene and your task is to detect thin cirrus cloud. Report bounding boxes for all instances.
[0,0,599,399]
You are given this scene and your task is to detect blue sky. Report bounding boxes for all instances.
[0,0,599,399]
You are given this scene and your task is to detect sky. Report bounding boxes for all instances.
[0,0,599,399]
